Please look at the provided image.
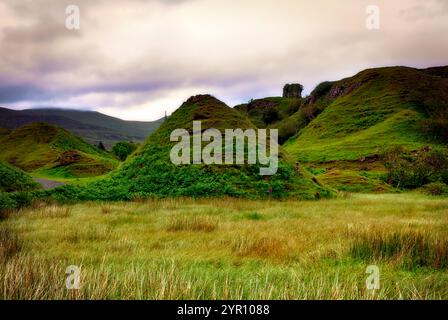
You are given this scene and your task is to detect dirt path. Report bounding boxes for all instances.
[34,178,66,190]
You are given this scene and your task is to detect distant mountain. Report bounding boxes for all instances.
[0,122,118,178]
[0,107,164,148]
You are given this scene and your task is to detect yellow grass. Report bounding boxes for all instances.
[1,193,447,299]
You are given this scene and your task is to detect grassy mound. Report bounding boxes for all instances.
[0,123,118,178]
[277,66,448,193]
[0,162,39,193]
[284,66,448,162]
[55,95,332,201]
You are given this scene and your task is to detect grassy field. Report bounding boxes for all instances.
[1,193,447,299]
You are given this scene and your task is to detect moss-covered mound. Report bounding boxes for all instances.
[283,66,448,162]
[54,95,332,201]
[0,162,39,193]
[0,122,118,178]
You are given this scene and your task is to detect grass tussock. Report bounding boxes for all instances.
[100,204,113,214]
[63,227,112,244]
[166,215,218,232]
[350,229,448,270]
[232,236,291,261]
[0,226,22,263]
[28,205,72,219]
[1,194,447,299]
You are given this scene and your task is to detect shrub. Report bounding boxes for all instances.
[112,142,138,161]
[421,182,448,196]
[0,162,39,192]
[382,146,448,189]
[0,192,17,213]
[278,118,299,144]
[261,109,280,125]
[8,192,34,208]
[97,141,106,151]
[301,104,319,121]
[311,81,333,99]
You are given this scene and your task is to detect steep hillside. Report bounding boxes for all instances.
[0,123,118,178]
[280,66,448,192]
[0,107,164,148]
[58,95,332,200]
[0,162,40,192]
[235,97,302,129]
[284,66,448,162]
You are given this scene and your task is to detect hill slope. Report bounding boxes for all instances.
[279,66,448,192]
[284,66,448,162]
[0,123,118,178]
[0,107,163,148]
[58,95,332,200]
[0,162,40,192]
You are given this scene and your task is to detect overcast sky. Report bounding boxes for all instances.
[1,0,447,121]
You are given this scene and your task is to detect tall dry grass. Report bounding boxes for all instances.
[0,226,22,263]
[0,193,447,299]
[166,215,218,232]
[350,229,448,270]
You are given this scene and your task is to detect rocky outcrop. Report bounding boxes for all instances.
[57,150,82,166]
[283,83,303,98]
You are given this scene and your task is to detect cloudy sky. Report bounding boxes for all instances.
[1,0,447,121]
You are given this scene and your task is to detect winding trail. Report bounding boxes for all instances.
[34,178,66,190]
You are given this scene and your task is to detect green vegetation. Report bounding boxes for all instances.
[235,97,303,143]
[284,67,448,163]
[0,122,118,179]
[112,141,138,161]
[235,97,302,128]
[0,162,39,193]
[382,146,448,189]
[1,66,448,300]
[309,164,392,193]
[50,95,331,201]
[0,162,40,213]
[265,67,448,192]
[1,194,447,299]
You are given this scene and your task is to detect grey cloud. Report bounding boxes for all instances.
[0,0,447,120]
[0,84,51,103]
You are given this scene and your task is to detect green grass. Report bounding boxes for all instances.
[302,160,394,193]
[1,193,447,299]
[285,109,431,162]
[0,162,39,192]
[52,95,332,201]
[284,67,448,162]
[235,97,302,128]
[0,122,118,179]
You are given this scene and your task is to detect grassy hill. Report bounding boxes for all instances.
[235,97,302,128]
[55,95,332,201]
[0,123,118,179]
[279,66,448,192]
[0,162,40,193]
[284,66,448,161]
[0,107,164,149]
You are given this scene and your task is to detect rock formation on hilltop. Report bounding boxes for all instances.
[283,83,303,98]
